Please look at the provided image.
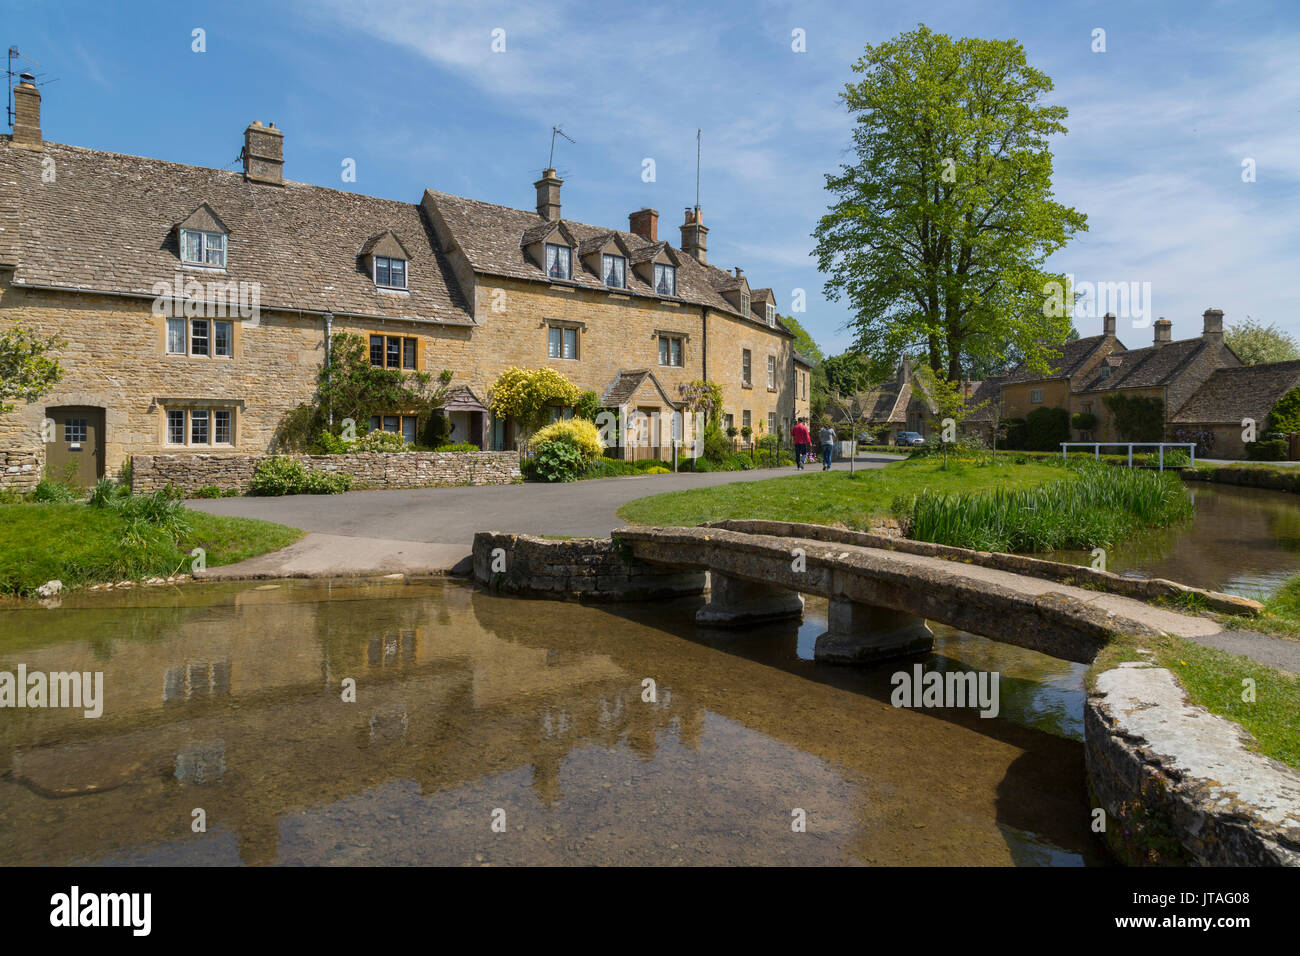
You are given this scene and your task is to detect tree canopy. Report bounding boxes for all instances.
[812,24,1086,382]
[1225,318,1300,366]
[0,328,63,415]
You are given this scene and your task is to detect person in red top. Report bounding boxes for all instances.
[792,418,812,470]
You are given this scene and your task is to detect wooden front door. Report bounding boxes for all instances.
[45,405,105,486]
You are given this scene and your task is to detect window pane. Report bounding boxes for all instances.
[191,410,209,445]
[383,416,400,433]
[401,417,417,443]
[167,317,185,354]
[214,410,231,444]
[603,254,624,288]
[214,321,232,357]
[370,416,381,432]
[191,319,209,356]
[182,230,201,262]
[205,232,225,266]
[167,410,185,444]
[659,337,668,365]
[654,264,675,296]
[546,244,570,280]
[64,419,87,443]
[375,257,390,286]
[563,328,577,359]
[548,326,561,359]
[390,259,406,288]
[387,337,401,368]
[672,339,682,366]
[742,350,751,383]
[402,338,416,370]
[370,335,385,366]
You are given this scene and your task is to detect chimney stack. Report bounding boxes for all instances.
[243,121,284,185]
[1153,318,1172,346]
[680,206,708,263]
[534,168,562,221]
[733,267,743,279]
[629,208,659,242]
[1103,312,1116,337]
[11,73,41,149]
[1202,308,1224,342]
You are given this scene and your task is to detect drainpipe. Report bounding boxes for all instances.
[324,313,334,427]
[700,306,708,381]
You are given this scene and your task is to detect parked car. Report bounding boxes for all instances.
[895,431,925,447]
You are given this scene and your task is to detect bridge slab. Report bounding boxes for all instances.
[815,595,935,664]
[696,571,805,627]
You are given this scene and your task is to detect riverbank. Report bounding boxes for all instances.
[0,501,302,596]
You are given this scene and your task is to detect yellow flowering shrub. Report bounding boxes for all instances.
[488,367,582,432]
[531,418,605,461]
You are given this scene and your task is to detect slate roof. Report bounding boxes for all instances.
[600,368,679,408]
[963,376,1004,422]
[1171,360,1300,424]
[0,141,473,325]
[1076,338,1205,392]
[1002,335,1115,385]
[792,350,813,367]
[424,188,792,334]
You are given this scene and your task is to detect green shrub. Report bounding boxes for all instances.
[1024,407,1070,451]
[350,429,410,453]
[1102,393,1165,442]
[190,485,224,499]
[1071,412,1097,431]
[301,469,352,494]
[703,426,731,464]
[645,465,671,475]
[250,457,352,495]
[315,429,350,454]
[533,439,586,482]
[532,418,605,461]
[1000,418,1028,450]
[1266,385,1300,434]
[88,477,125,508]
[32,478,77,503]
[434,442,479,452]
[1248,437,1290,462]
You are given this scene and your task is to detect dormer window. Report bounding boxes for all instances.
[181,229,226,268]
[546,243,572,280]
[374,255,407,289]
[654,263,676,296]
[766,304,775,326]
[603,253,626,289]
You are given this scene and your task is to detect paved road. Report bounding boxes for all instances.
[189,454,902,576]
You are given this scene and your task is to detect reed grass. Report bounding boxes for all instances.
[901,462,1193,553]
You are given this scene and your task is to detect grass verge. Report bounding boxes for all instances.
[0,502,303,595]
[615,457,1063,528]
[1090,632,1300,770]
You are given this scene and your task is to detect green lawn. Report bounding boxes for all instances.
[0,502,302,595]
[615,458,1064,529]
[1091,632,1300,770]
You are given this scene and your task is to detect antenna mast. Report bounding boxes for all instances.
[7,47,42,129]
[548,125,575,170]
[695,128,701,209]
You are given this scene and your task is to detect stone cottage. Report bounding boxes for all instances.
[0,78,803,485]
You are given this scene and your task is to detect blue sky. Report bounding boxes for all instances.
[5,0,1299,357]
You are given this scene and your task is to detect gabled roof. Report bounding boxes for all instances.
[358,229,412,260]
[576,231,630,258]
[1171,360,1300,424]
[963,376,1004,422]
[423,188,790,333]
[0,141,473,325]
[1076,338,1205,392]
[1002,335,1116,385]
[600,368,679,408]
[793,350,813,368]
[175,202,229,235]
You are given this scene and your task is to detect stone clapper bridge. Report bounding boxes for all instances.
[472,519,1258,665]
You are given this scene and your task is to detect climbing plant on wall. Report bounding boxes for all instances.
[1101,394,1165,442]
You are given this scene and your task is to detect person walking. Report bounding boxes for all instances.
[819,423,836,471]
[792,418,811,470]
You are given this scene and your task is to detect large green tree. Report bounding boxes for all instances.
[1225,318,1300,366]
[813,24,1087,382]
[0,328,63,414]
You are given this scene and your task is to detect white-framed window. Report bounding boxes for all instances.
[742,410,751,431]
[740,292,750,316]
[603,254,626,288]
[167,407,234,446]
[191,319,209,356]
[213,321,232,357]
[180,229,226,267]
[166,317,186,354]
[374,256,407,289]
[767,355,776,389]
[768,412,776,435]
[742,349,752,386]
[546,244,571,281]
[658,336,683,367]
[1030,388,1043,404]
[766,304,775,326]
[548,325,578,360]
[654,263,676,296]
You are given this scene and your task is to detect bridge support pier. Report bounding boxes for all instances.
[814,596,934,664]
[696,572,804,626]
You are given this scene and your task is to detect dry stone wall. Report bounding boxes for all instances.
[132,450,520,494]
